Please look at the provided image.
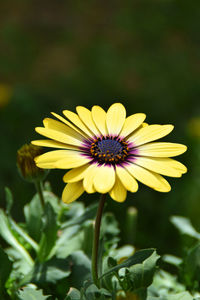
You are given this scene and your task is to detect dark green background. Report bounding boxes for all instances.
[0,0,200,255]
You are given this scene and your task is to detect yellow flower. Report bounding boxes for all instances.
[32,103,187,203]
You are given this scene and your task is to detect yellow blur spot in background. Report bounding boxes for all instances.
[0,84,12,108]
[188,117,200,138]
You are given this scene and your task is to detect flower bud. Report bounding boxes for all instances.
[125,206,138,245]
[17,144,48,182]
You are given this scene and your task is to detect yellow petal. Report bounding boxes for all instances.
[31,139,78,150]
[35,150,91,169]
[93,164,115,193]
[35,127,83,147]
[116,166,138,192]
[34,150,73,169]
[51,112,88,137]
[167,159,187,173]
[76,106,100,137]
[63,109,93,137]
[63,164,90,183]
[43,118,83,140]
[129,124,174,146]
[125,163,171,192]
[35,150,71,163]
[106,103,126,135]
[133,157,184,177]
[62,182,84,204]
[137,142,187,157]
[109,176,127,202]
[55,156,91,169]
[83,164,97,193]
[155,175,171,192]
[33,162,56,169]
[91,105,108,136]
[120,113,146,137]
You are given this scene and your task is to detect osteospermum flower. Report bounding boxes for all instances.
[32,103,187,203]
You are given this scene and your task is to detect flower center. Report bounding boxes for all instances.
[90,136,130,164]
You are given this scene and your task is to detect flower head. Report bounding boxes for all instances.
[17,143,48,182]
[32,103,187,203]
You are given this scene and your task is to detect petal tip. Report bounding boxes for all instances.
[109,102,125,110]
[34,155,40,163]
[76,105,86,113]
[165,124,174,133]
[183,166,187,173]
[183,145,187,152]
[140,113,146,120]
[35,127,42,133]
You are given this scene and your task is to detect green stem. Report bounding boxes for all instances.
[34,180,45,208]
[92,193,106,287]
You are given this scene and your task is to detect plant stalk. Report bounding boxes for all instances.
[91,193,106,287]
[34,180,45,208]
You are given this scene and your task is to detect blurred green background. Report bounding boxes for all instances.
[0,0,200,256]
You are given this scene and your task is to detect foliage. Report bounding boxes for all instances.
[0,1,199,298]
[0,183,200,299]
[1,0,200,262]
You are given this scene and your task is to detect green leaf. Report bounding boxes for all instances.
[61,202,97,229]
[101,248,155,279]
[82,220,94,257]
[147,291,194,300]
[24,193,43,242]
[65,288,81,300]
[9,217,39,252]
[0,209,33,266]
[42,190,60,214]
[54,225,84,258]
[109,245,135,263]
[62,201,84,222]
[24,191,59,245]
[19,256,71,286]
[147,293,194,300]
[37,202,58,261]
[182,242,200,289]
[107,256,117,268]
[0,247,12,294]
[170,216,200,239]
[5,187,13,215]
[148,269,186,300]
[166,293,194,300]
[17,287,50,300]
[122,251,160,291]
[43,181,52,192]
[6,247,31,275]
[84,284,111,300]
[67,250,91,289]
